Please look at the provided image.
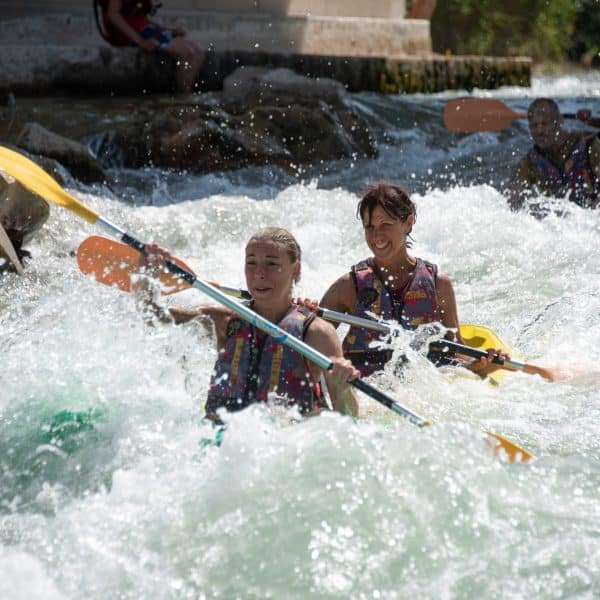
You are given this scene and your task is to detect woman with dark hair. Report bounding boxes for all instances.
[319,182,504,377]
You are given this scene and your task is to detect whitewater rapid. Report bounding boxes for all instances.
[1,73,599,598]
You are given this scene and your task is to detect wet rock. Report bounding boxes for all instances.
[0,170,49,272]
[16,122,107,184]
[99,68,377,172]
[221,67,349,111]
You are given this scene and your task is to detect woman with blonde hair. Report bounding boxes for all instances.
[137,227,359,421]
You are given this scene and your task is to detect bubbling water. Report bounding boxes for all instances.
[1,74,599,598]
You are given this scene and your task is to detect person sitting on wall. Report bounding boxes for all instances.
[98,0,205,95]
[508,98,600,210]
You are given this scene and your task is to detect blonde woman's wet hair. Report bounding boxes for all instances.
[246,227,302,281]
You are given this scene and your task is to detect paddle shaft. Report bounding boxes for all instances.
[316,307,529,368]
[429,339,525,371]
[318,309,559,383]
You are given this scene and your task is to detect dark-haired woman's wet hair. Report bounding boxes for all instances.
[357,182,416,244]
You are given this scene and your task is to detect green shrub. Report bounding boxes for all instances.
[430,0,596,63]
[568,0,600,66]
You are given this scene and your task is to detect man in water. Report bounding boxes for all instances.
[508,98,600,210]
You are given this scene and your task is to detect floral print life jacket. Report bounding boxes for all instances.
[528,133,599,208]
[206,303,325,419]
[342,257,439,376]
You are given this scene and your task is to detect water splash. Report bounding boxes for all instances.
[1,75,599,598]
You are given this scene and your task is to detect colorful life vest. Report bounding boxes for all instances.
[342,257,439,376]
[205,303,326,419]
[527,134,599,208]
[94,0,155,46]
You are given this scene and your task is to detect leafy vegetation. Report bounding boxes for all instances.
[431,0,599,65]
[567,0,600,66]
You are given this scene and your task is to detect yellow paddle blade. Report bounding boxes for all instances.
[0,146,99,224]
[484,431,534,463]
[460,323,510,352]
[443,98,528,133]
[462,323,571,383]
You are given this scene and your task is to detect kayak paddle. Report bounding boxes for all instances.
[76,234,567,383]
[77,235,250,299]
[0,145,533,462]
[443,98,579,133]
[320,308,571,383]
[299,307,569,383]
[429,338,566,382]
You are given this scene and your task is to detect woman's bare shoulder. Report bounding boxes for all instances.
[320,271,356,311]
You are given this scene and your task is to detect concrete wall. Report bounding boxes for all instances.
[0,43,531,96]
[6,0,517,97]
[0,11,430,58]
[0,0,406,19]
[289,1,407,18]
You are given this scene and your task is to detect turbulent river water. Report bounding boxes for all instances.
[1,73,599,599]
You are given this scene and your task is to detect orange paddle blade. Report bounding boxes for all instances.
[77,235,193,295]
[443,98,528,133]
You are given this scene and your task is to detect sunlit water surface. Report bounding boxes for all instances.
[1,74,599,599]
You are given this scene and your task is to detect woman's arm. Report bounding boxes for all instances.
[304,317,359,417]
[436,272,462,341]
[319,272,357,315]
[436,272,508,377]
[132,275,231,344]
[131,243,231,341]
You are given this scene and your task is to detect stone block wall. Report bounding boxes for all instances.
[1,0,407,19]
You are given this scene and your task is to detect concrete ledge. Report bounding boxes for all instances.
[0,44,531,96]
[0,46,174,95]
[0,12,431,57]
[0,1,408,20]
[209,51,531,93]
